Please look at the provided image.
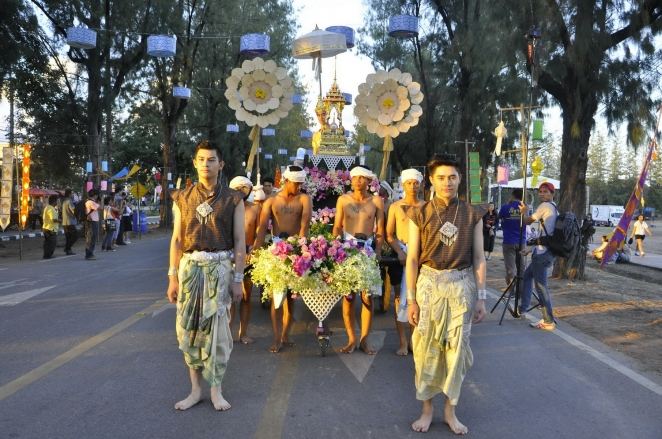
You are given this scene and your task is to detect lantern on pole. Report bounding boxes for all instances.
[20,144,31,229]
[147,35,176,57]
[66,27,97,49]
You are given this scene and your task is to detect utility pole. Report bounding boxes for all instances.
[9,75,23,260]
[454,139,475,202]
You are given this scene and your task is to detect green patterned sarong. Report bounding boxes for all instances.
[412,265,475,405]
[176,251,233,386]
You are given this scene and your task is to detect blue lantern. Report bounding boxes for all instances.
[325,26,355,49]
[66,27,97,49]
[388,15,419,38]
[300,130,312,139]
[292,94,303,104]
[173,86,191,99]
[240,33,270,56]
[262,128,276,136]
[147,35,176,57]
[226,124,239,133]
[343,93,352,105]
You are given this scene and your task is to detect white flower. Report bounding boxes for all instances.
[225,57,295,128]
[354,69,424,138]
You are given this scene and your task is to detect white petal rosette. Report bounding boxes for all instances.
[354,68,424,139]
[224,57,295,128]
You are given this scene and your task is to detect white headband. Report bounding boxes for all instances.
[350,166,376,179]
[229,176,253,190]
[400,168,423,183]
[283,167,306,183]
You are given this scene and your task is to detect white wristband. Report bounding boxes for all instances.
[477,289,487,300]
[167,267,178,276]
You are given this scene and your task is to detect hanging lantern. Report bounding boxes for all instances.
[20,144,31,229]
[66,27,97,49]
[173,86,191,99]
[226,124,239,133]
[497,165,509,185]
[532,119,544,141]
[343,93,352,105]
[147,35,176,57]
[325,26,355,49]
[292,94,303,104]
[262,128,276,137]
[240,33,270,57]
[300,130,312,139]
[388,15,419,39]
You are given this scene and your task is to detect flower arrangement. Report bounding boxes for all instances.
[250,235,381,301]
[299,167,380,202]
[310,207,336,238]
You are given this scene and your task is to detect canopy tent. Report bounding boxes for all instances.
[489,176,560,190]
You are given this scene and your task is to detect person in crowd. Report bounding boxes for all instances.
[333,166,385,355]
[85,189,101,260]
[630,214,652,256]
[262,177,275,198]
[498,189,526,293]
[482,202,497,260]
[101,196,119,251]
[386,168,424,356]
[405,156,486,435]
[61,188,78,255]
[166,140,245,411]
[42,195,60,259]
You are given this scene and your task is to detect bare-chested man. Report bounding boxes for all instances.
[386,169,425,356]
[229,176,261,344]
[332,166,385,354]
[254,166,312,353]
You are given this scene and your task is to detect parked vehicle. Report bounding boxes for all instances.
[590,205,625,226]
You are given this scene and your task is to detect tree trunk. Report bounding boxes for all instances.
[159,120,178,227]
[86,51,102,187]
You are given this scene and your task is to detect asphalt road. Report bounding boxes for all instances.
[0,235,661,438]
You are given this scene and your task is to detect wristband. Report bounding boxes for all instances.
[406,289,416,303]
[477,289,487,300]
[233,272,245,283]
[167,267,178,276]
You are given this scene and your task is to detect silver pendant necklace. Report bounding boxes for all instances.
[432,197,460,246]
[195,186,220,225]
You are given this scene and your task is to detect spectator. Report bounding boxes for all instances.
[42,195,60,259]
[630,214,652,256]
[61,188,78,255]
[85,189,101,260]
[482,202,497,260]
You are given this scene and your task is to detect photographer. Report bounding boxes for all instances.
[518,182,557,330]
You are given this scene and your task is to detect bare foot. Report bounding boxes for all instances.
[281,340,295,348]
[211,387,231,411]
[174,388,202,411]
[359,339,376,355]
[269,341,282,353]
[396,345,409,356]
[411,404,433,433]
[339,341,356,353]
[444,404,468,435]
[239,336,254,345]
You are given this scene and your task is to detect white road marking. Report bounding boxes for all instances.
[151,302,175,317]
[334,329,386,383]
[0,279,36,291]
[0,286,56,306]
[487,289,662,396]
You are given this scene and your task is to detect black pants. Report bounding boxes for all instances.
[43,230,56,258]
[85,221,99,258]
[64,225,78,253]
[115,219,125,245]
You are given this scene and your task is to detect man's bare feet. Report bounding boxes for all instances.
[269,341,282,353]
[411,401,433,433]
[211,387,231,411]
[239,336,254,345]
[359,339,376,355]
[396,345,409,356]
[444,402,468,435]
[339,341,356,353]
[174,388,202,411]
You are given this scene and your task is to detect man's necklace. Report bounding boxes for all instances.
[195,187,220,225]
[432,197,460,247]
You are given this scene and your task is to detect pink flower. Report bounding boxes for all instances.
[298,237,307,246]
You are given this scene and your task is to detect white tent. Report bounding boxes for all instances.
[489,176,560,190]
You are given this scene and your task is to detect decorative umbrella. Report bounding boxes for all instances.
[292,27,347,97]
[354,69,424,179]
[224,57,294,176]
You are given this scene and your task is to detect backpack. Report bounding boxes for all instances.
[540,203,581,258]
[74,200,88,223]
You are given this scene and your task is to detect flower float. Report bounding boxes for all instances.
[225,57,294,173]
[354,68,424,178]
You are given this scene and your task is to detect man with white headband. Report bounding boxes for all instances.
[386,168,424,356]
[228,176,261,345]
[332,165,385,354]
[166,140,245,412]
[254,165,312,353]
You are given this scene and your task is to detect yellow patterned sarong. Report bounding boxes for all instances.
[413,265,475,405]
[176,251,234,386]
